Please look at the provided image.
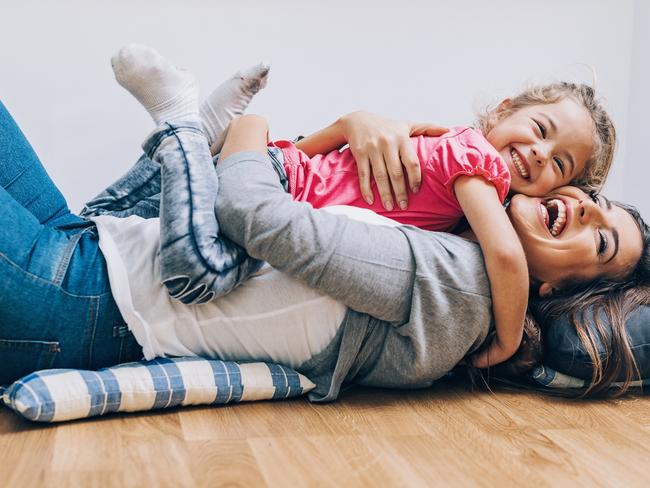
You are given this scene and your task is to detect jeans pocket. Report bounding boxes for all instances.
[0,339,60,385]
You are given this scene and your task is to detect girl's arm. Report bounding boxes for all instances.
[294,119,346,157]
[296,111,448,211]
[454,175,529,368]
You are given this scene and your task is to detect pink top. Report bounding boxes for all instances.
[273,126,510,232]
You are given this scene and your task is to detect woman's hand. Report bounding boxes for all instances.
[339,111,448,210]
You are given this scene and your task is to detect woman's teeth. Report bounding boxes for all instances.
[511,149,529,179]
[546,199,567,236]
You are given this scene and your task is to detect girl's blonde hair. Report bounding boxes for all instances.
[476,82,617,193]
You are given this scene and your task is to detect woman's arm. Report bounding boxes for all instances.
[454,175,529,367]
[297,111,448,211]
[214,116,487,326]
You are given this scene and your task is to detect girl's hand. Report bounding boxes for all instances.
[339,111,448,211]
[471,334,522,369]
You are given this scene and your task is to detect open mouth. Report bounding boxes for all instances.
[510,148,530,179]
[541,198,567,236]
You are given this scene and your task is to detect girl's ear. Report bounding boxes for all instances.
[538,282,555,297]
[487,98,513,129]
[496,98,513,114]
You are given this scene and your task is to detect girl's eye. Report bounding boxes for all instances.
[534,120,547,138]
[590,192,600,204]
[598,230,608,256]
[553,156,565,176]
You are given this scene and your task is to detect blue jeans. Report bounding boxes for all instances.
[83,121,288,305]
[0,101,142,385]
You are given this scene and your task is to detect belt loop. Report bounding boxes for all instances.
[52,228,90,286]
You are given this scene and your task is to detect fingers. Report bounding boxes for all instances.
[368,146,395,211]
[409,123,449,137]
[399,139,421,194]
[355,135,421,210]
[355,152,374,205]
[384,143,409,210]
[344,116,448,211]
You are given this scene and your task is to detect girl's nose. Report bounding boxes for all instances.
[531,146,550,166]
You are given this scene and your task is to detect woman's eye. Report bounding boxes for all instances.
[590,192,600,204]
[534,120,547,138]
[598,230,608,256]
[553,156,565,175]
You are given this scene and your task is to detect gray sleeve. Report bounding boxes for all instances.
[215,152,490,326]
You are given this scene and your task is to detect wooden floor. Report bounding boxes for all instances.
[2,378,650,487]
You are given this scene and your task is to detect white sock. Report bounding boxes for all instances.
[200,63,270,150]
[111,44,199,125]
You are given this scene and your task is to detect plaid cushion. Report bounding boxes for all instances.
[1,357,314,422]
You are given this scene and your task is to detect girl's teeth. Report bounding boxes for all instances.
[510,149,529,178]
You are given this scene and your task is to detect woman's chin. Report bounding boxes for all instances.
[507,194,536,232]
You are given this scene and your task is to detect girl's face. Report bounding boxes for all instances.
[486,98,594,196]
[507,186,643,296]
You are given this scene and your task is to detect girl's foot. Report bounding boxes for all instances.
[111,44,199,125]
[200,63,270,151]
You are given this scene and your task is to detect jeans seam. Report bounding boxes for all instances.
[83,295,100,368]
[159,125,241,276]
[117,335,126,363]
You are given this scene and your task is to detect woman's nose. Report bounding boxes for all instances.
[578,199,605,225]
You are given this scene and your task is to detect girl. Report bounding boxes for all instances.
[96,45,616,369]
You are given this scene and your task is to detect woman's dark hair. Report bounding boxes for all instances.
[471,201,650,397]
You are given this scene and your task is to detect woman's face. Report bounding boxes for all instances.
[507,186,643,296]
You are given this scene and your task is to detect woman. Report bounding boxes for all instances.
[0,84,647,399]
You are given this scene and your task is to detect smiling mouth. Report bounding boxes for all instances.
[510,148,530,179]
[541,198,567,236]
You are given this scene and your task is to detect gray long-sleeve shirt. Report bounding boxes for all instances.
[215,152,493,401]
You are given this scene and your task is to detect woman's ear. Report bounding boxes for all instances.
[538,282,555,297]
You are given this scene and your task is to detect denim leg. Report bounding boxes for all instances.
[81,154,163,219]
[0,101,83,228]
[81,146,288,221]
[142,121,263,305]
[0,183,143,384]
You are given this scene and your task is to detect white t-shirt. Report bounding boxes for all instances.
[92,206,398,368]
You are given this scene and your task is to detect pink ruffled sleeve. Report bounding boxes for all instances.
[428,127,511,204]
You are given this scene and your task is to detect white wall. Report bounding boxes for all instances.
[0,0,639,212]
[622,0,650,217]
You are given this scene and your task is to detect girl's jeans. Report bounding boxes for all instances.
[83,121,288,305]
[0,101,142,385]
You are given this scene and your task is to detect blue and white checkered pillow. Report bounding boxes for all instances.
[1,357,315,422]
